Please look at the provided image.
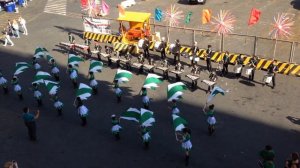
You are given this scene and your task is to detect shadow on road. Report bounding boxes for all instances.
[0,48,299,168]
[54,26,83,39]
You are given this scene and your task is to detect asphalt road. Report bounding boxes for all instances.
[0,0,300,167]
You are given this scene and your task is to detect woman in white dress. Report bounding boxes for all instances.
[180,128,192,166]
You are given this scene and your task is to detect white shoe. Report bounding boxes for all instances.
[10,44,14,46]
[3,45,7,47]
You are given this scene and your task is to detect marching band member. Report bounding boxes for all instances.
[31,83,43,106]
[222,51,230,76]
[111,114,122,140]
[67,64,78,88]
[143,37,150,60]
[171,99,180,115]
[88,71,98,95]
[140,87,150,109]
[160,37,167,60]
[203,104,217,136]
[266,60,279,89]
[0,70,8,94]
[248,55,258,81]
[68,32,75,51]
[114,80,122,103]
[205,45,213,72]
[94,43,102,61]
[190,41,199,66]
[53,96,63,116]
[140,125,151,149]
[207,71,217,93]
[77,99,89,127]
[50,59,60,81]
[32,57,41,71]
[11,76,23,100]
[173,39,181,65]
[234,54,244,79]
[180,127,192,166]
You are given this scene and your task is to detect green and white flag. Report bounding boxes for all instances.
[143,73,163,90]
[120,108,140,122]
[44,80,59,95]
[140,108,155,127]
[114,69,132,84]
[33,71,51,84]
[14,62,30,75]
[167,82,187,102]
[34,47,48,58]
[89,60,103,72]
[172,114,188,131]
[76,83,93,100]
[68,54,84,67]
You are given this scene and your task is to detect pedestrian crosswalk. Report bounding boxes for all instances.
[44,0,67,16]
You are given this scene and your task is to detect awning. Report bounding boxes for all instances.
[117,12,151,23]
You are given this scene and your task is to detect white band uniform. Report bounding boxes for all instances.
[0,77,7,85]
[78,105,89,117]
[142,132,151,142]
[51,67,60,74]
[70,70,78,80]
[112,124,122,133]
[34,63,41,70]
[90,79,98,87]
[34,90,42,99]
[207,116,216,125]
[14,84,22,92]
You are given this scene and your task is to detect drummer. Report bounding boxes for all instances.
[173,39,181,65]
[190,41,199,66]
[266,60,279,89]
[143,37,150,60]
[234,54,244,79]
[221,51,230,76]
[160,37,167,60]
[248,55,258,81]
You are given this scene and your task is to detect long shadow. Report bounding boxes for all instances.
[291,0,300,10]
[0,48,299,168]
[53,26,84,39]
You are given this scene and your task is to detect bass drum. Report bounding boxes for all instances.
[169,43,176,54]
[138,39,145,49]
[154,41,163,52]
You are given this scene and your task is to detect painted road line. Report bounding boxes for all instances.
[44,0,67,16]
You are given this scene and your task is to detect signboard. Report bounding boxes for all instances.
[83,17,111,34]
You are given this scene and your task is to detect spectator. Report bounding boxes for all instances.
[12,19,20,38]
[285,152,299,168]
[18,16,28,35]
[259,145,275,168]
[3,31,14,47]
[22,107,40,141]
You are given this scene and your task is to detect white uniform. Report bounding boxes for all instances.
[207,116,216,125]
[14,84,21,92]
[51,66,59,74]
[70,70,78,80]
[78,105,89,117]
[0,77,7,86]
[90,79,98,87]
[34,90,42,99]
[54,100,63,109]
[111,125,122,133]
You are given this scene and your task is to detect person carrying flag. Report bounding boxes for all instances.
[52,96,63,116]
[67,64,78,88]
[76,98,89,126]
[111,114,122,140]
[11,76,23,100]
[50,59,60,81]
[113,80,122,103]
[180,127,192,166]
[171,99,180,115]
[31,83,42,106]
[32,57,41,71]
[140,87,150,109]
[88,71,98,95]
[0,70,8,94]
[203,104,216,136]
[140,125,151,149]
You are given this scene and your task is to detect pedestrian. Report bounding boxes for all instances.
[84,37,92,59]
[203,104,216,136]
[205,45,213,72]
[173,39,181,65]
[11,76,23,100]
[31,83,42,106]
[180,127,192,166]
[0,70,8,94]
[88,71,98,94]
[18,16,28,35]
[259,145,275,168]
[94,42,102,61]
[171,99,180,115]
[207,71,217,93]
[234,54,244,79]
[140,125,151,149]
[53,96,63,116]
[140,87,149,109]
[12,19,20,38]
[50,59,60,81]
[114,80,122,103]
[77,99,88,126]
[3,31,14,46]
[32,57,41,70]
[111,114,122,140]
[285,152,299,168]
[222,51,229,76]
[160,37,167,60]
[67,64,78,88]
[190,41,199,66]
[3,160,19,168]
[7,20,13,36]
[22,107,40,141]
[266,60,278,89]
[248,55,258,81]
[143,37,150,59]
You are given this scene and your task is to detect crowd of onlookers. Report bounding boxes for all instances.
[2,16,27,46]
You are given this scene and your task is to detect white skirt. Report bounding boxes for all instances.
[70,70,78,79]
[34,90,42,98]
[172,107,180,114]
[142,132,151,142]
[78,105,88,116]
[115,88,122,96]
[111,125,122,133]
[207,116,216,125]
[51,67,60,74]
[182,140,192,150]
[0,77,7,85]
[54,101,63,109]
[142,96,149,104]
[14,84,21,92]
[34,63,41,70]
[90,79,98,87]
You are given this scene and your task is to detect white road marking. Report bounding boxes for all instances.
[44,0,67,16]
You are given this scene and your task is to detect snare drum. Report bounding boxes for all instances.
[263,75,273,84]
[169,43,176,54]
[138,39,145,49]
[234,65,242,74]
[245,68,253,75]
[194,57,200,62]
[154,41,163,52]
